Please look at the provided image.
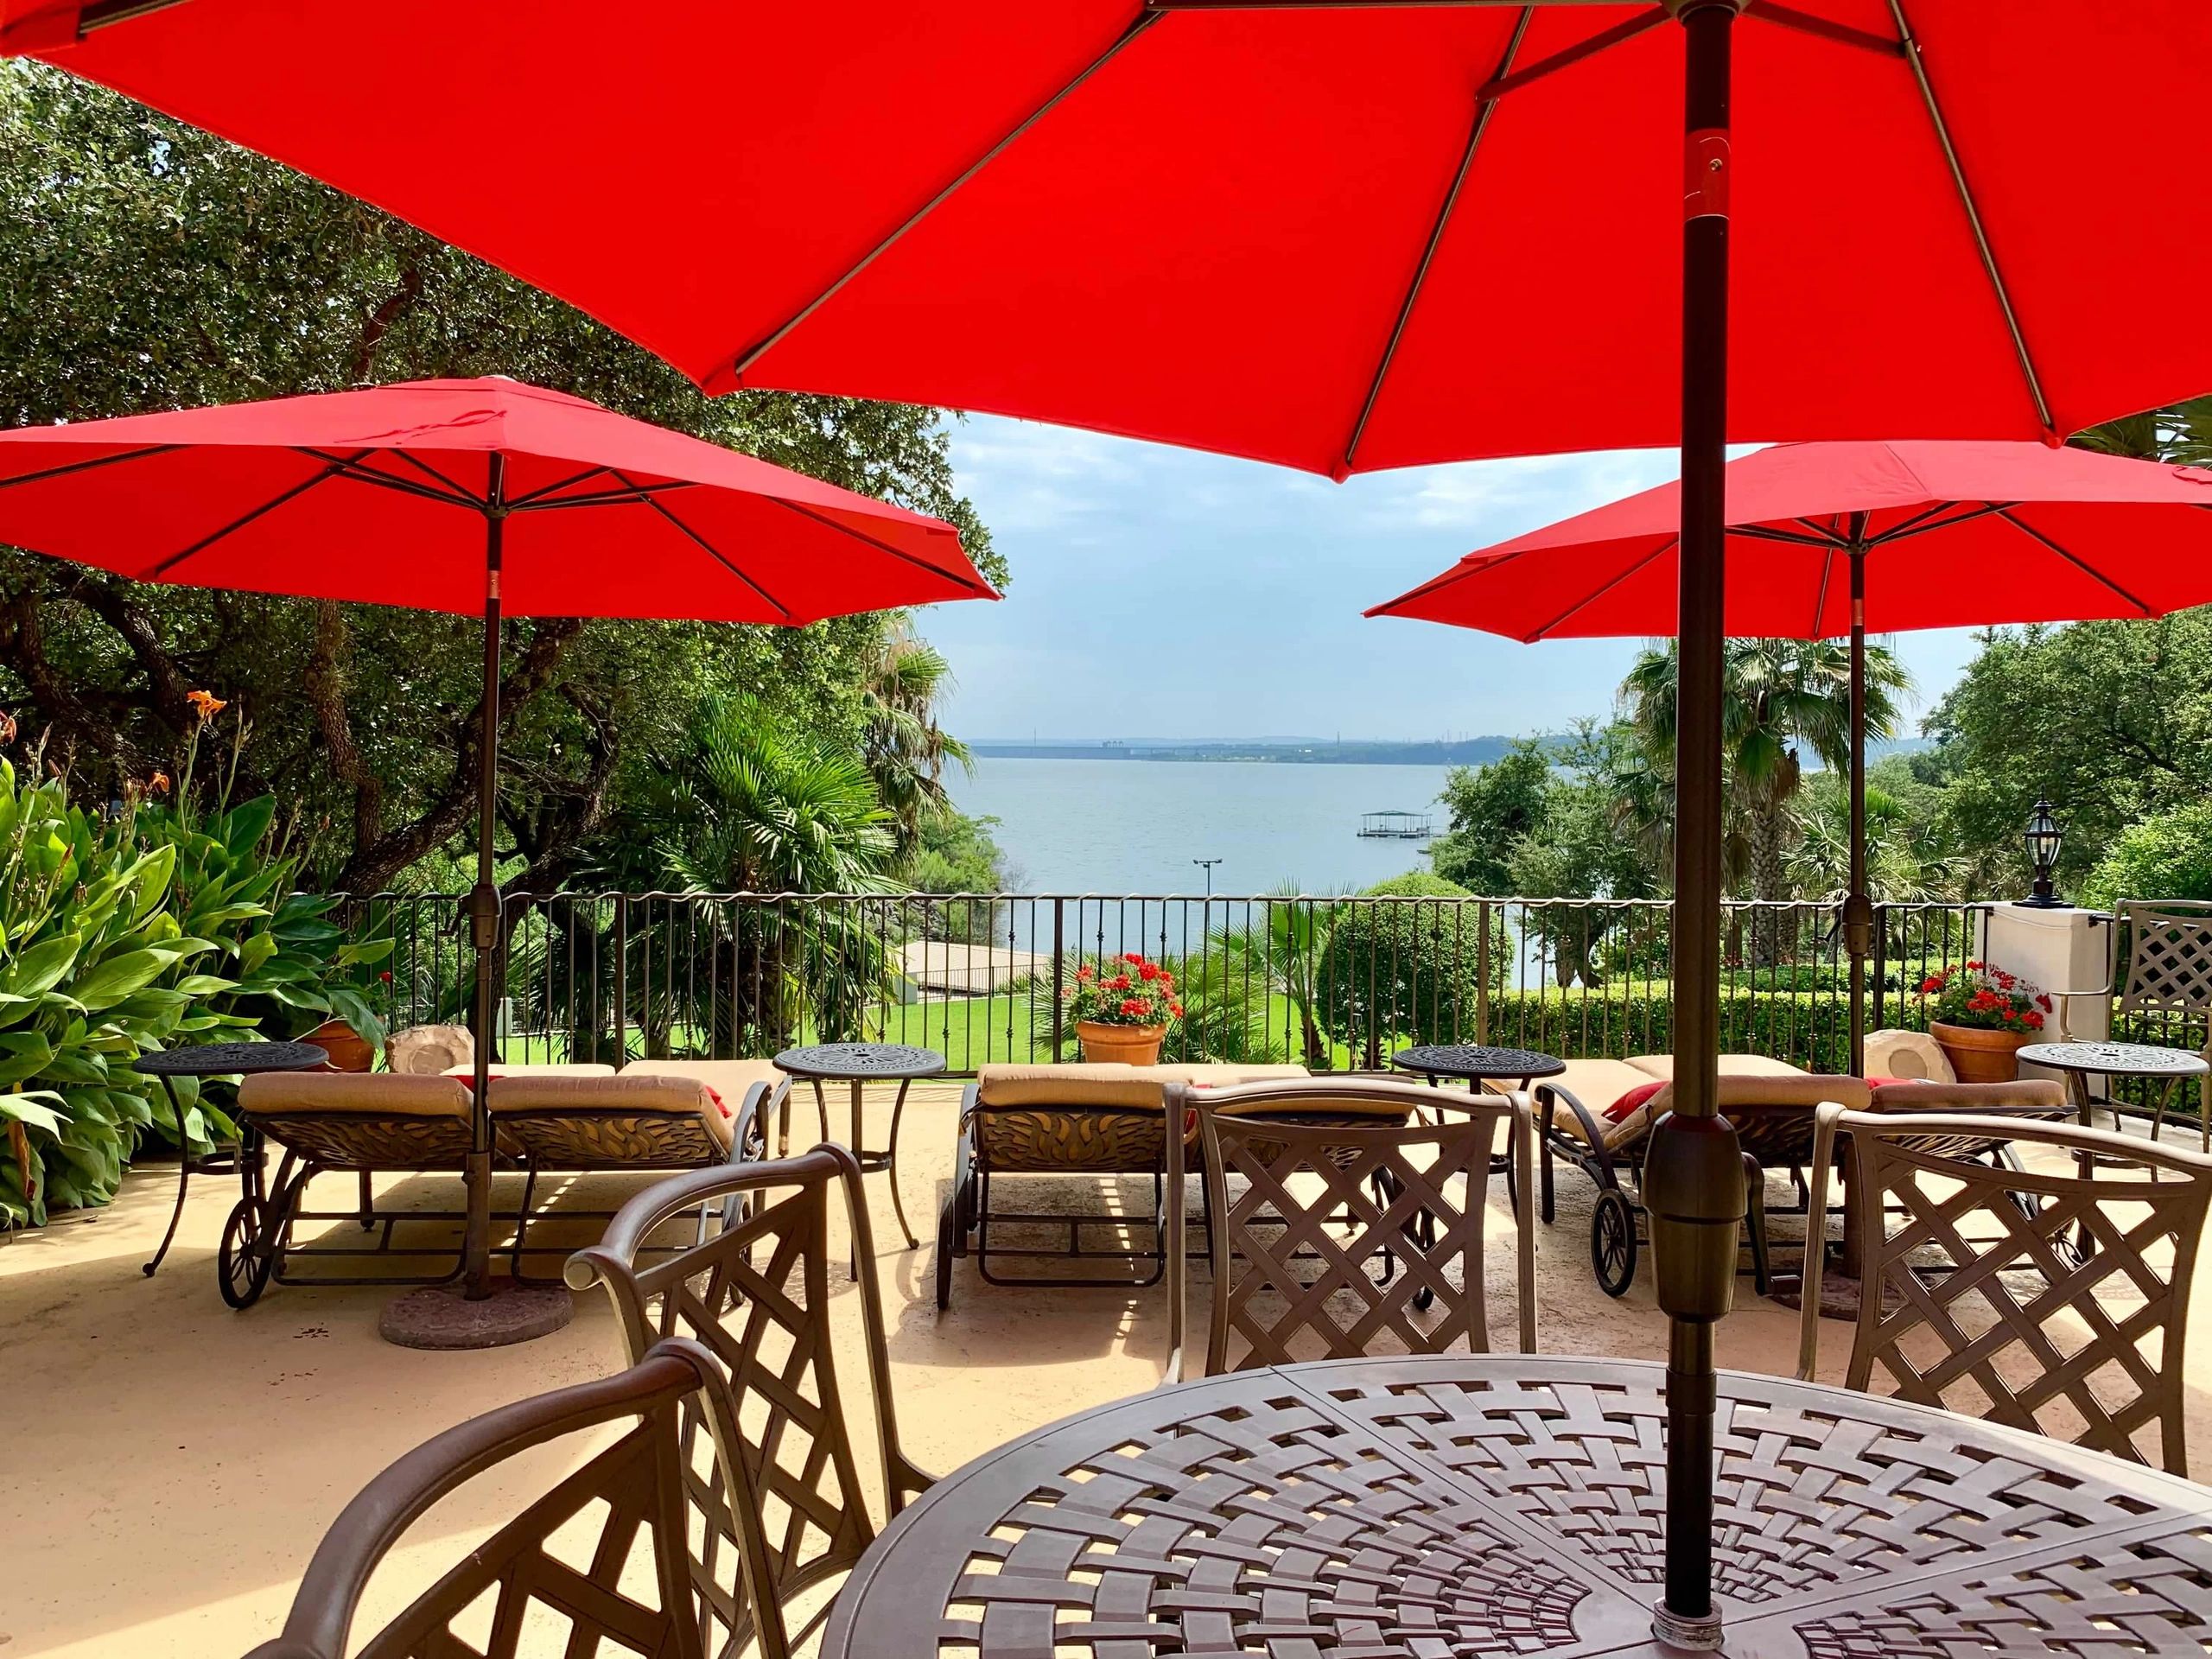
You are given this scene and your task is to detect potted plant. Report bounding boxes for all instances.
[1067,952,1182,1066]
[1921,959,2051,1082]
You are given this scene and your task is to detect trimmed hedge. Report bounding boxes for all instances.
[1431,988,1932,1077]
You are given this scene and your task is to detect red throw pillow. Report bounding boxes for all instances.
[703,1085,728,1119]
[451,1071,504,1096]
[1605,1081,1667,1123]
[1865,1076,1908,1089]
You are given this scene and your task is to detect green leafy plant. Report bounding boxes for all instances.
[0,754,210,1225]
[1316,873,1502,1065]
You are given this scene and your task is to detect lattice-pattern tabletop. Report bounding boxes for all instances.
[823,1356,2212,1659]
[773,1042,948,1080]
[1391,1045,1567,1082]
[2019,1041,2209,1078]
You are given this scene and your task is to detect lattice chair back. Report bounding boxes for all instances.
[243,1342,726,1659]
[1164,1078,1535,1379]
[1796,1104,2212,1473]
[567,1147,929,1659]
[2118,901,2212,1021]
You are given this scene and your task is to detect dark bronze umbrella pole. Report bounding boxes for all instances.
[462,453,508,1300]
[1845,530,1872,1078]
[1644,2,1747,1648]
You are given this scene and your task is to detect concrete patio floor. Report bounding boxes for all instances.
[6,1081,2209,1657]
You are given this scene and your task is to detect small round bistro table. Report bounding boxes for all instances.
[132,1039,330,1278]
[821,1353,2212,1659]
[2019,1039,2210,1145]
[772,1042,945,1251]
[1390,1042,1567,1096]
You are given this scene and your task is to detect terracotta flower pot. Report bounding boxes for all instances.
[301,1016,375,1073]
[1076,1020,1168,1067]
[1929,1020,2031,1084]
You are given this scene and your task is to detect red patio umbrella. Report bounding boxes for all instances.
[0,376,994,1333]
[15,1,2212,1637]
[1370,437,2212,1069]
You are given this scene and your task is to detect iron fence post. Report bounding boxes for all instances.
[1051,898,1065,1058]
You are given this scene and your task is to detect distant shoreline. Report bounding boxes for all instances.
[969,738,1516,766]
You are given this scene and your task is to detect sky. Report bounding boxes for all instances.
[920,413,1985,744]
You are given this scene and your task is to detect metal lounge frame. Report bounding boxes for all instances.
[566,1144,931,1659]
[243,1339,741,1659]
[1797,1104,2212,1473]
[1164,1077,1535,1382]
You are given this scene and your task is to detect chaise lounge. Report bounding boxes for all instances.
[935,1060,1309,1308]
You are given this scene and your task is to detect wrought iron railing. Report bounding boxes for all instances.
[335,890,1993,1077]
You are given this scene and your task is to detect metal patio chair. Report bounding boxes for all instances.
[243,1340,737,1659]
[2061,899,2212,1147]
[1797,1103,2212,1473]
[1163,1077,1535,1380]
[566,1145,931,1659]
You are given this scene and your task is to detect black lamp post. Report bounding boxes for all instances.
[2022,798,2066,908]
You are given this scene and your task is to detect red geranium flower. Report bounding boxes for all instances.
[1122,952,1145,966]
[1138,962,1160,981]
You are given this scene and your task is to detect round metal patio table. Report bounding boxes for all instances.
[772,1042,944,1251]
[1391,1042,1567,1095]
[2019,1039,2210,1144]
[132,1039,331,1278]
[822,1353,2212,1659]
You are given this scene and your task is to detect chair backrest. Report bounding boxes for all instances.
[1796,1104,2212,1473]
[1163,1078,1534,1378]
[565,1147,925,1659]
[244,1342,726,1659]
[2118,901,2212,1020]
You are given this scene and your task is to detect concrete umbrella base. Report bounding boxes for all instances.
[378,1282,575,1350]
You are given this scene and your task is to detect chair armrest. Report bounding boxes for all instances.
[957,1080,981,1127]
[1535,1081,1615,1173]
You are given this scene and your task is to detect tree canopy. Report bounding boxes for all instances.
[0,64,1001,895]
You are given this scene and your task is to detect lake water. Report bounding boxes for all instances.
[950,756,1455,895]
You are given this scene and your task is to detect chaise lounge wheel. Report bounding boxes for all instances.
[219,1195,276,1309]
[1591,1189,1637,1299]
[935,1178,967,1312]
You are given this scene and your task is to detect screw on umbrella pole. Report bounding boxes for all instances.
[463,453,507,1300]
[1646,2,1746,1649]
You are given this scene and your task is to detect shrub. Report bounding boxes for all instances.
[2082,801,2212,912]
[1316,873,1503,1064]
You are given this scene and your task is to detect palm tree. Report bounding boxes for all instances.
[1619,637,1908,964]
[517,694,900,1058]
[861,622,972,855]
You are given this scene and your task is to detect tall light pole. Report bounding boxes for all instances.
[1192,856,1223,897]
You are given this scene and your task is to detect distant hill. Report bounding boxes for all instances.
[969,736,1522,766]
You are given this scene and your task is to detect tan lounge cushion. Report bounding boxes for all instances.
[443,1062,616,1078]
[622,1058,784,1107]
[1869,1078,2066,1113]
[1543,1065,1868,1151]
[1537,1059,1659,1145]
[485,1074,732,1150]
[976,1060,1311,1109]
[1624,1052,1807,1081]
[238,1072,471,1120]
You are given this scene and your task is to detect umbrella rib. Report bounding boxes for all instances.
[140,457,353,582]
[725,11,1163,384]
[506,464,613,507]
[294,448,482,509]
[1871,499,2014,544]
[1366,544,1536,617]
[385,447,486,505]
[767,497,998,596]
[608,469,795,621]
[1887,0,2055,436]
[1339,8,1534,477]
[1810,543,1835,639]
[0,444,181,493]
[1993,507,2152,615]
[1741,1,1904,57]
[1472,7,1665,104]
[511,480,702,513]
[1732,524,1832,548]
[1526,535,1676,640]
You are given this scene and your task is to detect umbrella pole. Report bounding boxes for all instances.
[1845,535,1872,1077]
[1646,3,1746,1649]
[463,456,508,1300]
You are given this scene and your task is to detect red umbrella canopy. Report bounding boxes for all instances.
[1369,440,2212,639]
[0,377,993,622]
[10,3,2212,475]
